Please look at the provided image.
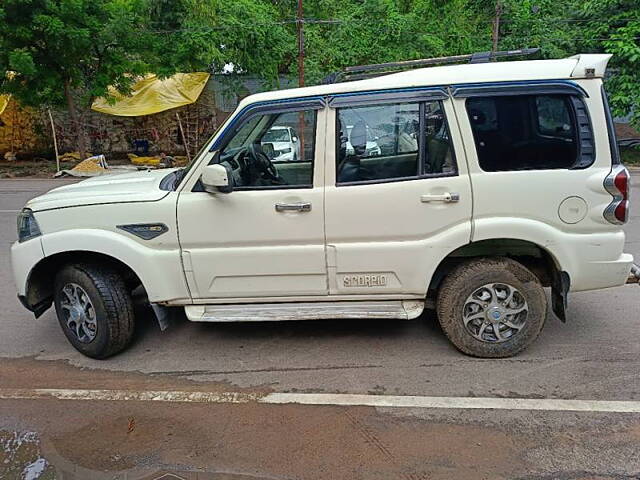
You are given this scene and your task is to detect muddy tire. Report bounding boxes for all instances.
[436,257,547,358]
[53,264,135,359]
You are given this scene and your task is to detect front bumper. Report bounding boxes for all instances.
[11,237,46,319]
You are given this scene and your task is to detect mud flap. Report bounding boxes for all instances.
[151,304,171,331]
[18,295,52,319]
[551,271,570,323]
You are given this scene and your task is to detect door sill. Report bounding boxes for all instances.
[185,300,424,322]
[171,293,424,306]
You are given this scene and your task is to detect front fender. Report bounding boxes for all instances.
[40,229,190,303]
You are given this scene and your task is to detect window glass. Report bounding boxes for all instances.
[424,101,456,175]
[536,96,573,138]
[336,101,454,184]
[467,95,579,172]
[219,109,316,188]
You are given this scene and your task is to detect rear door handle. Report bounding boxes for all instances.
[421,192,460,203]
[275,202,312,213]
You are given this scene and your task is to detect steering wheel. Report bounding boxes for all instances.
[246,143,282,183]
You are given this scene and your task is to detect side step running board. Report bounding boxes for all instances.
[185,300,425,323]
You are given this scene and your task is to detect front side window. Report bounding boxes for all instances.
[467,94,585,172]
[336,100,455,184]
[219,109,316,188]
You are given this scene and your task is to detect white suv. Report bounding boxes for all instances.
[11,52,639,359]
[261,125,300,162]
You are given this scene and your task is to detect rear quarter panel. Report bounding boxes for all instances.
[453,78,632,291]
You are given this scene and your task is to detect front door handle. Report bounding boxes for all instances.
[421,192,460,203]
[275,202,312,213]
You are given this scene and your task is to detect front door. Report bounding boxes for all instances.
[177,105,328,300]
[324,93,473,296]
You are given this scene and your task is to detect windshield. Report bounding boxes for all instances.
[262,127,291,143]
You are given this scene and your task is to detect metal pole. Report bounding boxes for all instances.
[176,112,191,162]
[492,1,503,58]
[297,0,305,87]
[296,0,306,161]
[47,109,60,173]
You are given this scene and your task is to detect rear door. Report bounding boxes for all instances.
[324,90,473,296]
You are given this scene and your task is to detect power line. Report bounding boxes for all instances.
[146,16,639,33]
[143,24,640,43]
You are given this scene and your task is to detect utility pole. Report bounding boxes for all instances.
[296,0,306,161]
[491,0,503,58]
[297,0,305,87]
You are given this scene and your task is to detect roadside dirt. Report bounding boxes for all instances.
[2,357,640,480]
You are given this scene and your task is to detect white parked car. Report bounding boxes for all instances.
[11,51,640,359]
[344,124,382,157]
[261,125,300,162]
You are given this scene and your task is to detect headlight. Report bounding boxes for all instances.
[17,208,41,243]
[277,148,292,155]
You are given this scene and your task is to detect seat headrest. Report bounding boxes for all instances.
[350,120,367,155]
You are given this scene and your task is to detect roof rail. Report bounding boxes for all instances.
[322,48,541,84]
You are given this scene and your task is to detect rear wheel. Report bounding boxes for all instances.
[54,263,135,359]
[436,257,547,358]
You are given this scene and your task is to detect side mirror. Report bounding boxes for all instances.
[292,136,298,143]
[201,164,233,194]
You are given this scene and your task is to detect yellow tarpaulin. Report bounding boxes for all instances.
[91,72,210,116]
[0,94,10,116]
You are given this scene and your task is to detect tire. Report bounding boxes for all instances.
[436,257,547,358]
[53,263,135,359]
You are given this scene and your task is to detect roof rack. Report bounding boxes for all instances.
[322,48,541,84]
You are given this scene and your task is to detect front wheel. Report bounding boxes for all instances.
[54,264,135,359]
[436,257,547,358]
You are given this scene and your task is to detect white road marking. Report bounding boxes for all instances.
[0,388,261,404]
[265,393,640,413]
[1,388,640,413]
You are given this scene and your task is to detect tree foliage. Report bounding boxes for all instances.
[0,0,157,156]
[1,0,640,148]
[0,0,152,107]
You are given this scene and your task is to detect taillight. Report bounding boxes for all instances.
[604,166,630,225]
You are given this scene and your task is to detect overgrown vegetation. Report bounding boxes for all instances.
[621,147,640,165]
[1,0,639,156]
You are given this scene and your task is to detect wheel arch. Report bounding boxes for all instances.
[428,238,570,321]
[23,250,145,318]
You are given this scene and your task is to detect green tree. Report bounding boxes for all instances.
[0,0,154,158]
[497,0,640,128]
[581,0,640,126]
[298,0,493,84]
[146,0,293,88]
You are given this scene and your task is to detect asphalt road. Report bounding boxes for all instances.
[1,176,640,479]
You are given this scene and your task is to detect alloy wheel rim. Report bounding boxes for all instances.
[462,283,528,343]
[59,283,97,343]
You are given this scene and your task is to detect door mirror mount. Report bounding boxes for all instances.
[201,164,233,194]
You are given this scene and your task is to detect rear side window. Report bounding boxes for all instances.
[336,100,456,184]
[466,94,593,172]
